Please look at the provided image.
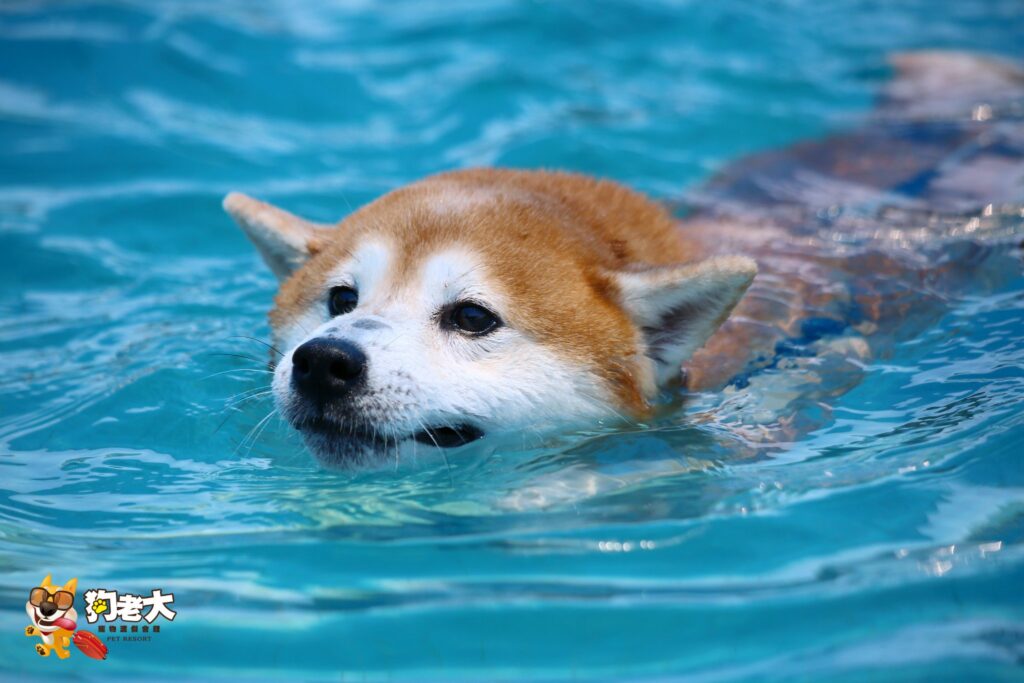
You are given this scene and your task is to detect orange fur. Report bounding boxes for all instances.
[271,169,701,415]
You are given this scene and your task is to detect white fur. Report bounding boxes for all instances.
[271,245,618,466]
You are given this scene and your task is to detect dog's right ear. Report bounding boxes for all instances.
[223,193,334,281]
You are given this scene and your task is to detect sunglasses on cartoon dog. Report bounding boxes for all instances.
[29,587,74,610]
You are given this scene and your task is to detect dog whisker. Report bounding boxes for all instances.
[223,386,273,409]
[416,416,454,486]
[249,409,279,455]
[228,335,285,358]
[205,352,273,368]
[201,367,275,381]
[236,407,278,456]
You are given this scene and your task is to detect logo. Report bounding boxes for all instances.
[24,574,177,662]
[24,574,105,660]
[83,587,177,641]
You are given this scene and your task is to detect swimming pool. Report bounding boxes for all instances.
[1,0,1022,679]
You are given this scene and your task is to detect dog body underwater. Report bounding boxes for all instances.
[224,51,1024,466]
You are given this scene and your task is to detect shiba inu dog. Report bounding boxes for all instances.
[225,171,756,465]
[225,51,1023,466]
[25,575,78,659]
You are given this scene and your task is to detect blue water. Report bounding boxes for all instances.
[2,1,1023,680]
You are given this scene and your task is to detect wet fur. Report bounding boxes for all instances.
[224,50,1024,464]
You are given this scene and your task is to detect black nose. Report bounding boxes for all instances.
[291,338,367,405]
[39,601,57,617]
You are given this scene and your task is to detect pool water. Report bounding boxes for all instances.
[2,1,1023,680]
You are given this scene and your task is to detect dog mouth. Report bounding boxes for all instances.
[33,610,60,628]
[411,424,484,448]
[296,416,484,450]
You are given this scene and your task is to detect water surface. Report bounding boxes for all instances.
[1,1,1023,680]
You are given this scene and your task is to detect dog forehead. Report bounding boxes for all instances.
[326,240,390,290]
[418,247,488,297]
[422,181,505,215]
[325,238,493,304]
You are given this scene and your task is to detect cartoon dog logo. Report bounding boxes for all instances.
[25,575,107,660]
[25,575,77,659]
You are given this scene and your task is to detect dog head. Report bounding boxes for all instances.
[26,575,78,633]
[225,169,755,466]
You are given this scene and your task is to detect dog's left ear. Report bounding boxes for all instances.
[62,577,77,594]
[223,193,335,281]
[610,255,756,387]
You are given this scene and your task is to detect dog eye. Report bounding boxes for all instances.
[448,302,501,335]
[328,286,358,316]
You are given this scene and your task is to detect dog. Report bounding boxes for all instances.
[25,575,78,659]
[225,171,755,466]
[224,51,1023,466]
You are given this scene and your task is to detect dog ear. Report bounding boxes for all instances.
[62,577,77,594]
[610,255,756,387]
[41,574,53,588]
[223,193,335,281]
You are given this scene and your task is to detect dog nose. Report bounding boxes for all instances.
[291,338,367,403]
[39,602,57,617]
